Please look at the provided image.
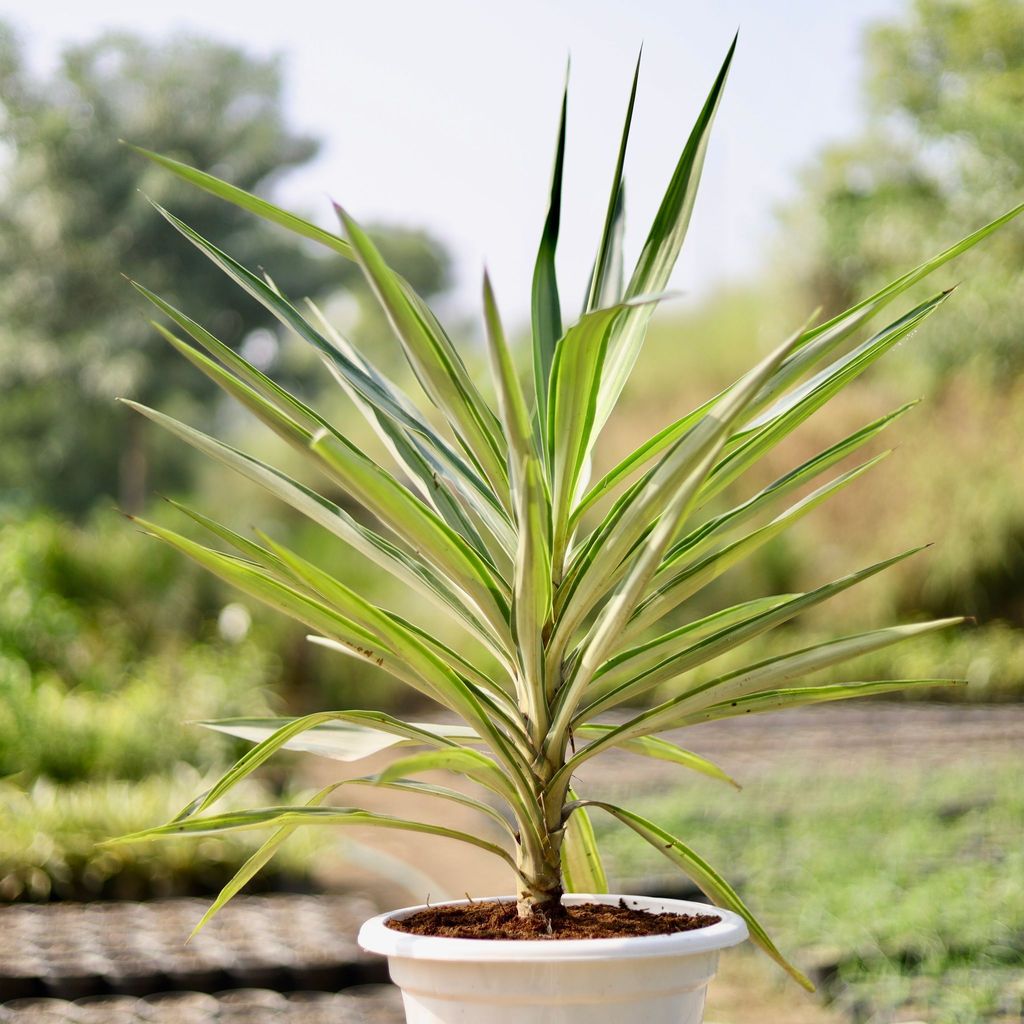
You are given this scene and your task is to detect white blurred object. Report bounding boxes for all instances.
[217,602,252,643]
[239,328,279,371]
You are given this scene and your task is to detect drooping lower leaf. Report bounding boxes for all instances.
[108,806,518,873]
[586,801,814,991]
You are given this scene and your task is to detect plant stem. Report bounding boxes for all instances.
[514,794,565,918]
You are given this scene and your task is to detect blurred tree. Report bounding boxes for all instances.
[772,0,1024,629]
[782,0,1024,378]
[0,26,449,516]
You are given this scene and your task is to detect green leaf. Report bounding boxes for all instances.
[346,776,514,837]
[146,204,508,562]
[120,401,502,653]
[199,715,477,762]
[305,299,510,565]
[189,779,347,939]
[589,594,798,694]
[547,326,810,748]
[592,35,736,434]
[125,143,357,259]
[681,678,965,725]
[560,789,608,894]
[377,747,513,802]
[512,460,554,721]
[583,50,641,313]
[483,275,552,721]
[571,394,718,529]
[202,713,524,852]
[108,806,518,872]
[306,428,511,640]
[145,321,317,461]
[482,272,538,501]
[670,619,965,718]
[147,203,444,446]
[587,801,813,991]
[626,34,736,298]
[749,205,1024,411]
[252,535,526,765]
[138,279,512,643]
[704,294,946,505]
[551,320,804,665]
[161,497,296,581]
[133,281,330,437]
[549,404,730,737]
[577,200,1024,512]
[375,748,543,855]
[307,625,507,709]
[630,456,884,635]
[584,543,925,718]
[146,185,509,557]
[129,517,510,736]
[182,709,466,823]
[796,201,1024,351]
[255,531,515,718]
[155,318,503,623]
[574,728,739,789]
[532,70,568,422]
[548,297,664,563]
[669,403,917,568]
[336,204,509,501]
[582,619,965,759]
[559,307,830,608]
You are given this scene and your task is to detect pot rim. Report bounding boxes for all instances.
[357,893,748,962]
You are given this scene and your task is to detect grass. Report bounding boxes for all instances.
[592,752,1023,1023]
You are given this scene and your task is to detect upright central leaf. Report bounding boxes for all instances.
[531,72,568,424]
[592,35,737,436]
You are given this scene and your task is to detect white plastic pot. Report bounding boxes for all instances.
[358,893,748,1023]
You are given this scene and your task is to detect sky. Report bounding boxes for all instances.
[6,0,902,326]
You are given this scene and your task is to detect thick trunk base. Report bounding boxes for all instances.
[516,885,566,923]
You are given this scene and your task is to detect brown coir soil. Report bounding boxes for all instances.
[386,899,720,940]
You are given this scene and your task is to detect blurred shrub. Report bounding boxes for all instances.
[0,644,273,781]
[0,770,323,902]
[0,509,279,783]
[1,508,217,682]
[0,509,320,898]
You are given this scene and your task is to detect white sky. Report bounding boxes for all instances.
[7,0,900,326]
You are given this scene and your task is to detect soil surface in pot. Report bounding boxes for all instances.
[386,899,721,940]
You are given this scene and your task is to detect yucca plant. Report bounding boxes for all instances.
[112,42,1022,990]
